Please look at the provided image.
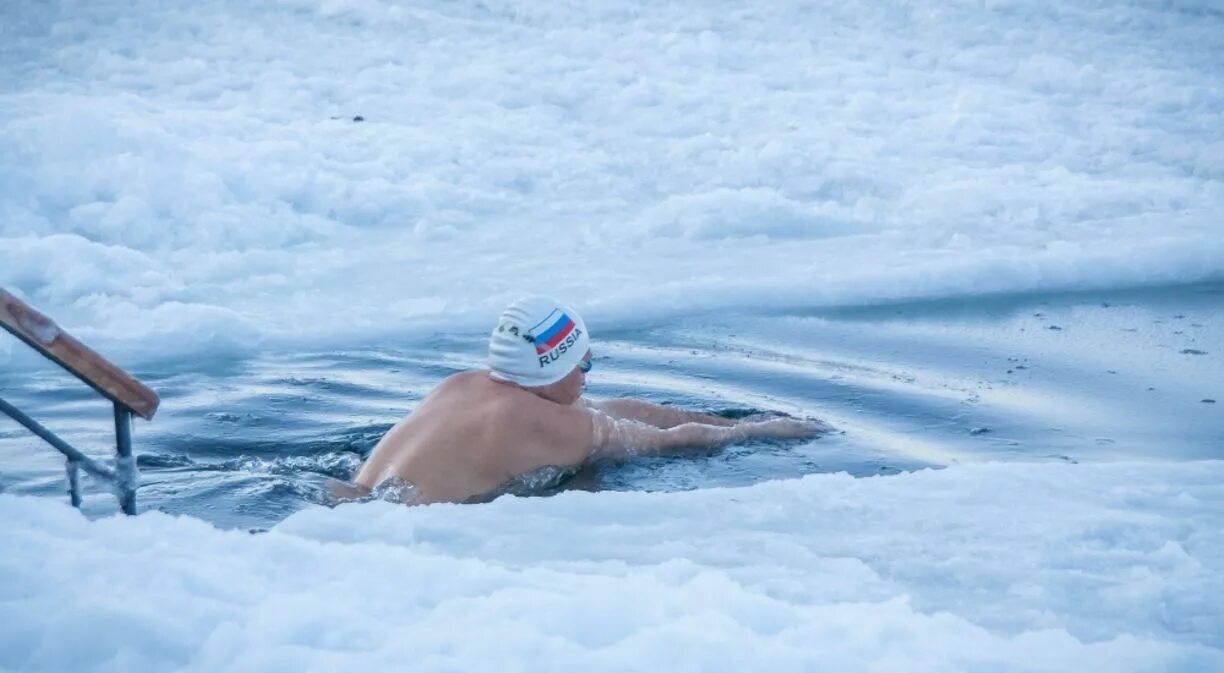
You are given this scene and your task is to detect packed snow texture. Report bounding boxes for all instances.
[2,0,1223,361]
[1,462,1222,672]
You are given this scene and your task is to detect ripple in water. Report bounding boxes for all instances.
[1,284,1220,529]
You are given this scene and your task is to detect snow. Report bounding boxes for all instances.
[2,1,1223,670]
[2,461,1223,672]
[2,0,1223,362]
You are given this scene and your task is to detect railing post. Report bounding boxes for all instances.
[65,460,81,508]
[113,404,136,515]
[0,395,130,510]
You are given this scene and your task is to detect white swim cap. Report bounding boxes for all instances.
[488,296,590,387]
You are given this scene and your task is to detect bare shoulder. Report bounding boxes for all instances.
[437,369,487,390]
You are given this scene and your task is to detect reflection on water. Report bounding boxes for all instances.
[1,283,1221,530]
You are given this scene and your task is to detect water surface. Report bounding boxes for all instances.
[1,283,1220,530]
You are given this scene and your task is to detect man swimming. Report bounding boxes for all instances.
[352,296,823,504]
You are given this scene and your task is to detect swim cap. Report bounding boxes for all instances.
[488,296,590,387]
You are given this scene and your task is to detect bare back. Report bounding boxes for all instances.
[353,368,823,504]
[352,371,593,503]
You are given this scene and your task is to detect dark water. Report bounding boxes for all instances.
[1,283,1221,530]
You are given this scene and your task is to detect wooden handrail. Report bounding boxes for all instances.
[0,288,159,420]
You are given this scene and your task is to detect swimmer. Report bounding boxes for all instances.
[352,296,824,504]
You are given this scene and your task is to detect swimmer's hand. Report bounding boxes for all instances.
[733,417,826,441]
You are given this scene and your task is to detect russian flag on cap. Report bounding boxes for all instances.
[531,310,577,355]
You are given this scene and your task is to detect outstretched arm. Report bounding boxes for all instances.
[532,398,825,466]
[587,408,823,461]
[586,398,735,428]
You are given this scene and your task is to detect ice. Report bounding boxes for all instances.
[2,461,1222,672]
[2,0,1222,364]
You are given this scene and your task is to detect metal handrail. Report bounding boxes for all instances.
[1,288,155,514]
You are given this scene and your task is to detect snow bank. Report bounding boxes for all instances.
[2,0,1223,362]
[1,461,1221,672]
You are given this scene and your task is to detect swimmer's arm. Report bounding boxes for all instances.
[596,420,740,459]
[541,403,825,464]
[585,398,735,429]
[537,404,733,463]
[585,409,824,461]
